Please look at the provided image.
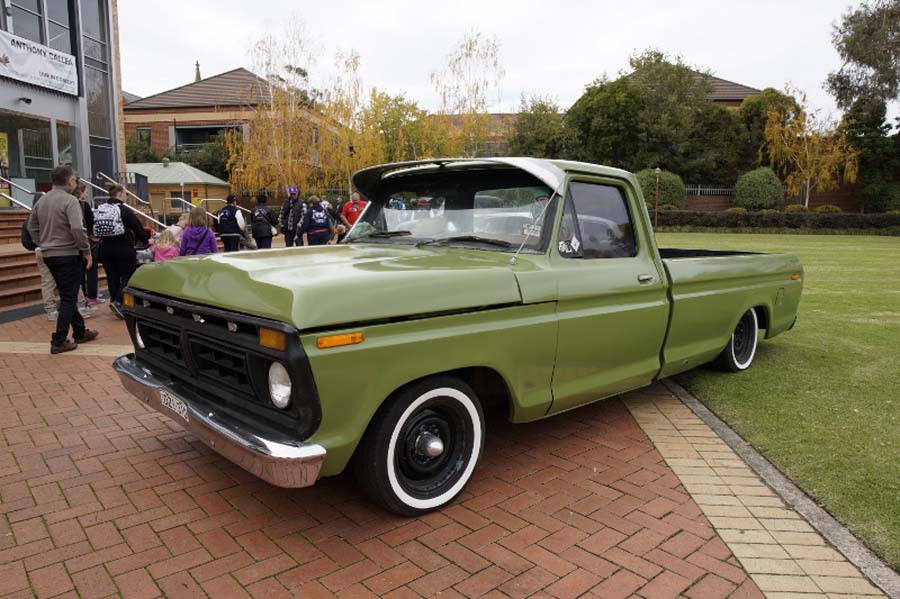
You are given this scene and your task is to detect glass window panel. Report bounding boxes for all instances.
[48,21,71,54]
[11,0,41,14]
[11,6,43,44]
[80,0,105,41]
[46,0,70,27]
[86,67,111,139]
[561,182,637,259]
[57,121,73,167]
[82,36,107,62]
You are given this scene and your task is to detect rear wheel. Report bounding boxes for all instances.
[714,309,759,372]
[354,376,484,515]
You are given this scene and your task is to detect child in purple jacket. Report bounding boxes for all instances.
[180,207,218,256]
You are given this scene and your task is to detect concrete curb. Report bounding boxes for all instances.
[662,377,900,599]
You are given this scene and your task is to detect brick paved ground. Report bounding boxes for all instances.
[0,308,860,598]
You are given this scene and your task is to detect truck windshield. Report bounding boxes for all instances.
[345,171,555,253]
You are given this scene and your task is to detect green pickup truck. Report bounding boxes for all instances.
[114,158,803,514]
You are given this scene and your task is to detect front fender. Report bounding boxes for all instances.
[302,302,557,476]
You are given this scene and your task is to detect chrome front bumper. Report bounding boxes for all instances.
[114,354,325,488]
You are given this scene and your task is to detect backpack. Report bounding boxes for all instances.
[216,205,240,235]
[310,207,330,229]
[251,206,275,238]
[21,218,37,251]
[93,203,125,237]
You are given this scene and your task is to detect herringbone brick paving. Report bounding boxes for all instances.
[0,311,766,598]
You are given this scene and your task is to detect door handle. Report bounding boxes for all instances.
[638,274,655,284]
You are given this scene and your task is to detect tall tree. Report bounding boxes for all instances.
[431,31,505,157]
[764,87,859,208]
[626,50,713,175]
[738,88,800,167]
[683,103,747,185]
[827,0,900,108]
[507,95,571,158]
[843,98,900,212]
[564,77,645,169]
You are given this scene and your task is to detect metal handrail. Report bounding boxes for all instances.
[199,198,252,214]
[0,175,35,196]
[1,191,32,211]
[166,197,219,221]
[84,178,164,229]
[94,172,159,222]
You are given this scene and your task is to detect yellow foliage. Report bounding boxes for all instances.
[764,86,859,208]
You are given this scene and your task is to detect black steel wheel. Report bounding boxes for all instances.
[714,309,759,372]
[353,376,484,515]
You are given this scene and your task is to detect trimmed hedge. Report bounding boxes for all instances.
[657,210,900,231]
[635,169,686,209]
[734,167,784,210]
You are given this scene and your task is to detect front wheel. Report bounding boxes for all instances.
[354,376,484,515]
[714,309,759,372]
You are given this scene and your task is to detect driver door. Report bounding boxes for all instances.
[548,179,669,414]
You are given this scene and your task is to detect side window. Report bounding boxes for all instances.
[558,182,637,259]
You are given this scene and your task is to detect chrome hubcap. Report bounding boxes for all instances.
[416,431,444,457]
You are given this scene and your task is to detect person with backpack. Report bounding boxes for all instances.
[26,165,99,354]
[279,187,305,248]
[215,194,244,252]
[180,206,218,256]
[96,184,149,318]
[250,194,278,249]
[299,196,336,246]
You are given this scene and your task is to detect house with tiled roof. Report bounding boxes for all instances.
[123,67,270,157]
[696,72,762,107]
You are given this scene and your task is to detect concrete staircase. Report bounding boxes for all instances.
[0,211,109,309]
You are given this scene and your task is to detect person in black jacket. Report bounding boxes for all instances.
[278,187,305,248]
[216,194,245,252]
[96,184,149,318]
[250,194,278,249]
[75,183,102,305]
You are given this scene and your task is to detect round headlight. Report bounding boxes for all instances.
[134,324,145,349]
[268,363,292,409]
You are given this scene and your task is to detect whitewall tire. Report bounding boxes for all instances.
[714,308,759,372]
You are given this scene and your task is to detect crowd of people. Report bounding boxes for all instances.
[22,169,371,354]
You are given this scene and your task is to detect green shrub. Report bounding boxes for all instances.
[888,210,900,215]
[635,169,686,209]
[734,167,784,210]
[659,203,677,211]
[759,209,780,214]
[814,204,842,213]
[784,204,807,213]
[657,210,900,231]
[726,207,747,214]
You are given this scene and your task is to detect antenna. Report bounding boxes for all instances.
[508,188,561,266]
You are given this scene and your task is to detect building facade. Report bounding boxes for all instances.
[0,0,124,205]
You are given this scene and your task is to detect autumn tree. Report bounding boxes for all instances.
[738,88,799,167]
[827,0,900,108]
[431,31,505,157]
[763,87,859,208]
[507,95,571,158]
[226,20,320,194]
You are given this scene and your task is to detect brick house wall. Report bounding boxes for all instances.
[685,186,861,212]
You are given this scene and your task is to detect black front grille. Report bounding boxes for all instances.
[138,321,185,365]
[188,336,254,397]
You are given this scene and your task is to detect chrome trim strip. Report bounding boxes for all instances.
[114,354,325,488]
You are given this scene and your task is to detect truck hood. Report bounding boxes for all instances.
[128,244,527,330]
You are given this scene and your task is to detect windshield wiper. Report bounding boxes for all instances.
[356,230,412,239]
[417,235,513,248]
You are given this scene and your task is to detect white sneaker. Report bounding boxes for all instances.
[79,307,94,319]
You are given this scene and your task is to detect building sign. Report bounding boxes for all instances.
[0,29,77,96]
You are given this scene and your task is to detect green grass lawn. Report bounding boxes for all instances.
[655,232,900,570]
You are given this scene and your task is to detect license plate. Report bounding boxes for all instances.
[159,389,189,423]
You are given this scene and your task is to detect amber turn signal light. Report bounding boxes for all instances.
[123,293,135,308]
[790,273,801,280]
[259,328,287,351]
[317,332,364,350]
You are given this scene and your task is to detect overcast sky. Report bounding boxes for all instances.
[119,0,897,124]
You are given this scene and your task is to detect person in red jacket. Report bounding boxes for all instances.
[340,192,368,228]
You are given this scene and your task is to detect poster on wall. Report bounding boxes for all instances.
[0,133,10,207]
[0,29,77,96]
